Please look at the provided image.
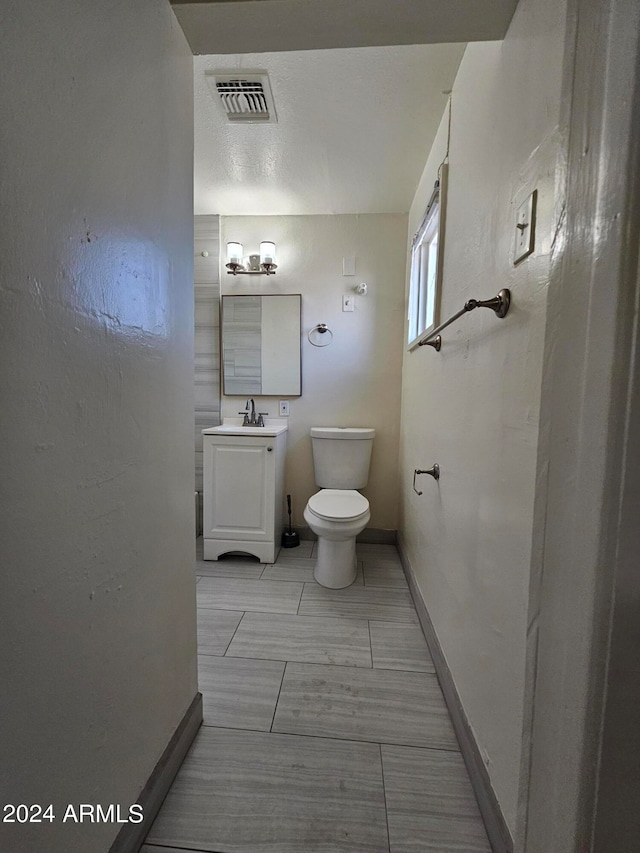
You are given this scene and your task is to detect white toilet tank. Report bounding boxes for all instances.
[310,427,375,489]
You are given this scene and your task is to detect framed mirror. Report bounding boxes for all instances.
[221,294,302,396]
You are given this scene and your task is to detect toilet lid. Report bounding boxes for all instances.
[307,489,369,521]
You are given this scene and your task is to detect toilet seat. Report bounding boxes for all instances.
[307,489,369,522]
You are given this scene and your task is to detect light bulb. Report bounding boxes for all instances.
[226,242,243,266]
[260,241,277,267]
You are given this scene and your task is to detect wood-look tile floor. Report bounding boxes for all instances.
[143,540,491,853]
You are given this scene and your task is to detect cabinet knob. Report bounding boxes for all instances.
[267,447,273,452]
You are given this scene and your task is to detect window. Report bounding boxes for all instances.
[407,166,446,347]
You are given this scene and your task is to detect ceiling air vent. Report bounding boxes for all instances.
[206,71,277,124]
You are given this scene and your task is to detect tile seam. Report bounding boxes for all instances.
[221,611,247,656]
[197,721,460,752]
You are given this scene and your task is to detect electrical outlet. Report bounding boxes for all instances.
[342,294,355,312]
[279,400,290,417]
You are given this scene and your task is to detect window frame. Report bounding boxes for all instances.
[407,164,447,350]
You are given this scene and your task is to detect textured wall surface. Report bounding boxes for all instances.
[398,0,567,837]
[220,214,407,531]
[193,45,464,215]
[0,3,197,851]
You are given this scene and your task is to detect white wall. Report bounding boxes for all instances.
[0,3,197,852]
[220,214,407,531]
[398,0,567,838]
[195,215,221,499]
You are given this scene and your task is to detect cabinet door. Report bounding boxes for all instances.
[203,437,275,541]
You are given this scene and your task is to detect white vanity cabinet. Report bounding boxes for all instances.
[202,420,287,563]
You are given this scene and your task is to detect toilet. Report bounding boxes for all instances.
[303,427,375,588]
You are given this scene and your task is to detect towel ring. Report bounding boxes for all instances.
[413,464,440,494]
[308,324,333,347]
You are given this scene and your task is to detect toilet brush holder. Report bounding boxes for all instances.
[281,494,300,548]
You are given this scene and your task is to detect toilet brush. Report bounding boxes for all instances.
[281,494,300,548]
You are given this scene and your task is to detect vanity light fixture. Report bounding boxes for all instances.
[226,241,278,275]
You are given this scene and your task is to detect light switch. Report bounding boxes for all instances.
[342,256,356,276]
[342,294,355,312]
[513,190,537,264]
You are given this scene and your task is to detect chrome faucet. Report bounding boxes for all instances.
[238,399,267,426]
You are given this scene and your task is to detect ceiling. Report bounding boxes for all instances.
[185,0,517,217]
[194,44,466,216]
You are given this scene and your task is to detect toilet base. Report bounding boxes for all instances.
[314,536,358,589]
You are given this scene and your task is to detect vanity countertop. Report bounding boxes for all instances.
[202,418,288,437]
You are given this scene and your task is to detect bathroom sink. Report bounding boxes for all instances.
[202,421,288,437]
